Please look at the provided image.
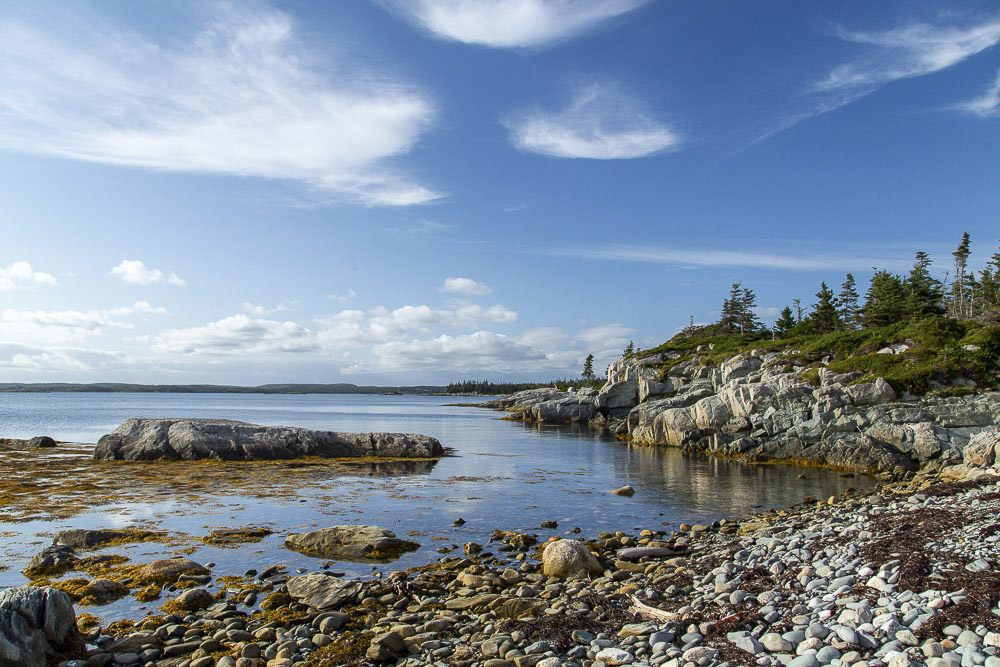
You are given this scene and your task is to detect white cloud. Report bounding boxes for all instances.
[805,19,1000,119]
[0,342,127,373]
[344,331,546,374]
[0,302,165,344]
[240,299,297,316]
[0,4,438,207]
[380,0,647,49]
[329,290,357,302]
[440,277,493,295]
[0,261,57,290]
[505,85,679,159]
[548,244,909,271]
[957,68,1000,116]
[317,303,519,348]
[110,260,185,286]
[153,314,318,356]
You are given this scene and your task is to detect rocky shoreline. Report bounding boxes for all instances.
[477,349,1000,479]
[7,471,1000,667]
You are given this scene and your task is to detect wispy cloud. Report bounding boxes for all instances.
[504,85,679,159]
[957,68,1000,116]
[0,261,57,291]
[548,244,909,271]
[379,0,647,49]
[0,342,127,373]
[153,315,318,356]
[439,277,493,295]
[0,3,438,206]
[329,290,358,302]
[110,260,185,286]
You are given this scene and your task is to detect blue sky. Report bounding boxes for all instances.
[1,0,999,385]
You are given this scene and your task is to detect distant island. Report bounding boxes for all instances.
[0,382,447,395]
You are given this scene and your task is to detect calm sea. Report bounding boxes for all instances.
[0,392,870,619]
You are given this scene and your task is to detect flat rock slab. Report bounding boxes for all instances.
[53,529,131,548]
[93,418,443,461]
[285,525,419,562]
[286,572,362,610]
[617,546,691,561]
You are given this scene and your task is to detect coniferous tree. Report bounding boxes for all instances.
[623,341,635,357]
[792,299,803,322]
[862,270,906,328]
[738,287,762,335]
[951,232,972,319]
[774,306,797,336]
[904,251,944,320]
[838,274,861,329]
[582,354,595,381]
[719,283,743,332]
[979,242,1000,324]
[810,282,841,333]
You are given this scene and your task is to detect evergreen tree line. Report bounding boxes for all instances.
[719,233,1000,337]
[445,377,604,395]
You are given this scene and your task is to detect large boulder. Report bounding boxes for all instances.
[285,525,419,562]
[286,572,361,610]
[22,545,77,576]
[524,394,597,424]
[53,529,131,549]
[0,586,80,667]
[542,539,603,578]
[94,418,443,461]
[26,436,56,448]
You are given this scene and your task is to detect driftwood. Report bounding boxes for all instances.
[628,595,682,622]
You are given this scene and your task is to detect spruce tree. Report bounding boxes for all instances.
[582,354,595,381]
[738,287,762,335]
[838,274,860,329]
[774,306,797,336]
[951,232,972,319]
[810,282,841,333]
[623,341,635,357]
[904,251,943,320]
[979,242,1000,323]
[719,283,743,332]
[862,270,906,327]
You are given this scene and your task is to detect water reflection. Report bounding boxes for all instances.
[334,458,439,477]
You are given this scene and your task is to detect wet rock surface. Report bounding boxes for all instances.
[285,525,420,563]
[94,418,444,461]
[46,474,1000,667]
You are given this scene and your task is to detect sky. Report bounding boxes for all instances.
[1,0,999,386]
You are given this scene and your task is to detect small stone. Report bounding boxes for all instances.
[597,647,636,665]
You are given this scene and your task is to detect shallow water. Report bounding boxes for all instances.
[0,392,872,620]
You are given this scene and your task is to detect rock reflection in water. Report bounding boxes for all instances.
[335,458,438,477]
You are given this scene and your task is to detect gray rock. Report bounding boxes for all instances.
[94,418,443,461]
[52,529,131,549]
[286,572,362,610]
[27,436,56,448]
[23,545,77,574]
[0,586,79,667]
[541,539,603,578]
[284,525,419,562]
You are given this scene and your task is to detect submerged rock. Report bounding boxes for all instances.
[284,525,419,562]
[93,418,443,461]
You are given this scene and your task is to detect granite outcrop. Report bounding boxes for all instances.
[93,418,444,461]
[480,349,1000,478]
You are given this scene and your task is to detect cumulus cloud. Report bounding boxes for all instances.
[957,69,1000,116]
[440,277,493,295]
[110,260,185,286]
[380,0,647,49]
[0,261,57,290]
[505,85,679,159]
[153,315,318,356]
[0,3,438,206]
[343,331,546,374]
[0,302,166,344]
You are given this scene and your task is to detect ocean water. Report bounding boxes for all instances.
[0,392,871,619]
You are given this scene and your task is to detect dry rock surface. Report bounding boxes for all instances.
[481,351,1000,477]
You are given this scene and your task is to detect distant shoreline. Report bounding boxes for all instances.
[0,382,448,395]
